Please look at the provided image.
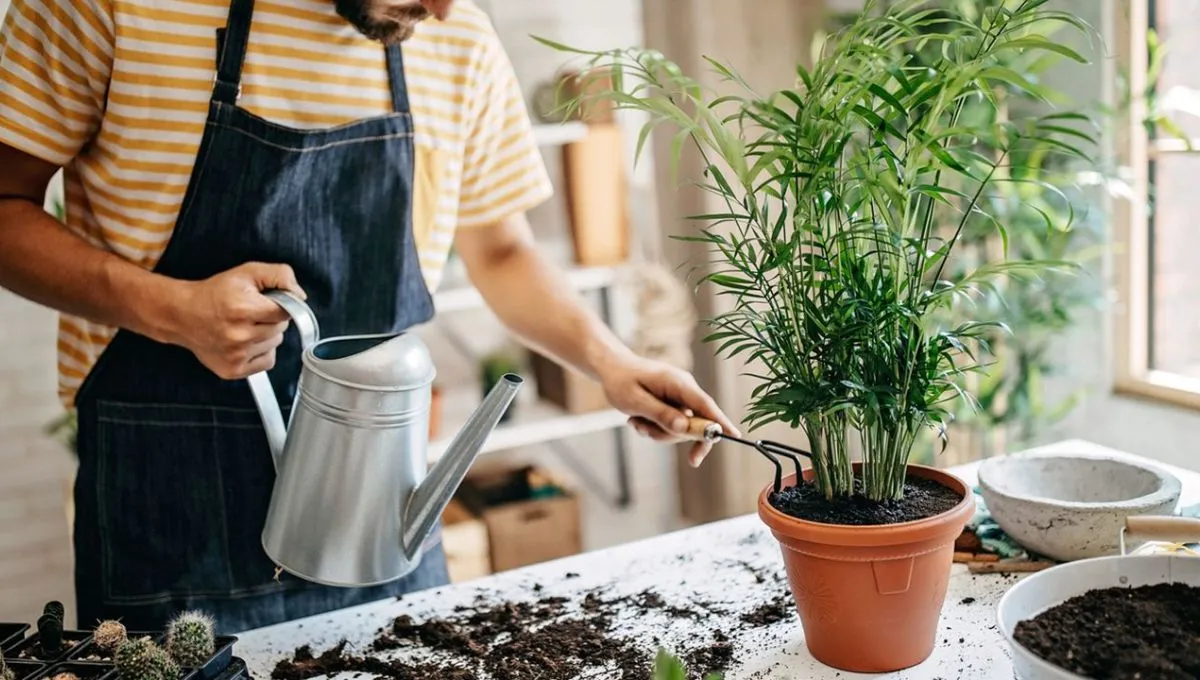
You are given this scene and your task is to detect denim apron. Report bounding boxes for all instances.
[72,0,448,634]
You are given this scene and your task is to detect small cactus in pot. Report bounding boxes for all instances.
[165,611,215,668]
[50,673,79,680]
[1,656,15,680]
[93,620,128,654]
[116,637,178,680]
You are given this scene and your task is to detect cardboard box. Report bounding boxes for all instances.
[440,499,492,583]
[530,351,610,414]
[562,124,629,266]
[458,465,583,573]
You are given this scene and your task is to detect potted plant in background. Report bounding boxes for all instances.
[480,349,523,424]
[540,0,1094,672]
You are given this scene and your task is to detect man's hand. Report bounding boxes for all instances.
[169,263,306,380]
[597,355,741,468]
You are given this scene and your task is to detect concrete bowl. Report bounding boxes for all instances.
[977,453,1181,562]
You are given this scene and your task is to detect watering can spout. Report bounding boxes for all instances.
[401,373,523,559]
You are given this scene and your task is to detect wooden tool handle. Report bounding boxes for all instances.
[1125,515,1200,543]
[684,417,723,442]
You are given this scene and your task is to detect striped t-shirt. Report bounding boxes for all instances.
[0,0,553,406]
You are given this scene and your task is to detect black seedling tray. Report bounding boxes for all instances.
[36,661,117,680]
[3,660,50,680]
[183,636,237,680]
[68,633,164,663]
[7,631,92,663]
[0,623,30,654]
[210,658,246,680]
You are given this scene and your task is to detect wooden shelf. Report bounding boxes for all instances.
[427,386,626,461]
[433,264,618,314]
[532,121,589,147]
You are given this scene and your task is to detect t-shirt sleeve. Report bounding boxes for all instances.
[0,0,114,166]
[456,25,553,229]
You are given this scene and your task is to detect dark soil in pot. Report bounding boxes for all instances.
[768,475,961,525]
[1012,582,1200,679]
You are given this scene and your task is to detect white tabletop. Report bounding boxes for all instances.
[236,440,1200,679]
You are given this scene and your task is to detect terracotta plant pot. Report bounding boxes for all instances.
[757,463,975,673]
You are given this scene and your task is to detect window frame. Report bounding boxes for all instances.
[1113,0,1200,409]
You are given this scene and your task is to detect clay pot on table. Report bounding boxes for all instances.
[757,463,975,673]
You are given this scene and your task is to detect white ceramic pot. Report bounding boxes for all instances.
[998,516,1200,680]
[978,452,1181,561]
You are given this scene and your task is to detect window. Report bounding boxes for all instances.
[1114,0,1200,408]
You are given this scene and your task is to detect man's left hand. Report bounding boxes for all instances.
[597,356,741,468]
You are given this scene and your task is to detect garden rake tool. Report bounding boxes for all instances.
[685,418,811,494]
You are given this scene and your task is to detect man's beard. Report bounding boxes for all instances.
[335,0,430,44]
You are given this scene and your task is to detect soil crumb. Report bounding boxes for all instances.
[768,475,961,525]
[740,591,794,627]
[685,631,735,678]
[1012,583,1200,679]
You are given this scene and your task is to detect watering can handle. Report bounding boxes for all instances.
[246,289,320,471]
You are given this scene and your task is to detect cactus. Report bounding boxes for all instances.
[51,673,79,680]
[37,613,64,656]
[165,611,215,668]
[43,602,65,621]
[93,620,128,652]
[1,656,15,680]
[116,638,178,680]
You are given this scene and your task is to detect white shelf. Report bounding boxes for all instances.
[427,386,627,461]
[433,264,618,314]
[532,121,589,147]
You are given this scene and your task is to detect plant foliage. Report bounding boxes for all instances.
[539,0,1097,501]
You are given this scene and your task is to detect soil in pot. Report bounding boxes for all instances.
[1012,582,1200,679]
[11,631,90,661]
[71,633,163,663]
[768,475,962,525]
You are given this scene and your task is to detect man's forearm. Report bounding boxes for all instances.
[464,238,635,381]
[0,197,184,344]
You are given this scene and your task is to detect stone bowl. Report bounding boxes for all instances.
[977,453,1181,562]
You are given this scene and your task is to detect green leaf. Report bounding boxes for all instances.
[995,36,1088,63]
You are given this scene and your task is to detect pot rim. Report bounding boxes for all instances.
[977,452,1182,512]
[756,463,975,547]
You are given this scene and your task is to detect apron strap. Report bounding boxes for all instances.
[213,0,256,104]
[384,44,411,114]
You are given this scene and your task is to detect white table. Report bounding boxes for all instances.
[236,440,1200,679]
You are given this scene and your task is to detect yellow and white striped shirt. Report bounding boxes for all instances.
[0,0,553,405]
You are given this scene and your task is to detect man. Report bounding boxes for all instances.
[0,0,738,632]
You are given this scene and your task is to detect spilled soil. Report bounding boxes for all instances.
[768,476,961,525]
[271,579,794,680]
[1012,583,1200,679]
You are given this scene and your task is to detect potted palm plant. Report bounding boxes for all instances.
[540,0,1094,672]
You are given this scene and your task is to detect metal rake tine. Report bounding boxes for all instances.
[752,442,785,494]
[759,440,810,486]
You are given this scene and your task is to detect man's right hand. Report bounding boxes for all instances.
[168,263,307,380]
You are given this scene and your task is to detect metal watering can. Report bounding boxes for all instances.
[246,291,522,587]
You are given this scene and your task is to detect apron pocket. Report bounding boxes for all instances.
[95,400,269,604]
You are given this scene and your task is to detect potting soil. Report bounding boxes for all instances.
[768,475,961,525]
[1012,582,1200,679]
[270,582,784,680]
